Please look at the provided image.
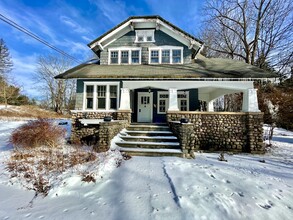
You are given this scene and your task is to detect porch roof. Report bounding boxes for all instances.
[55,55,277,79]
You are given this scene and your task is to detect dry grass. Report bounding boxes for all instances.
[10,119,66,149]
[0,105,69,119]
[6,146,98,196]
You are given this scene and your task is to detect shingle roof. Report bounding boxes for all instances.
[55,55,276,79]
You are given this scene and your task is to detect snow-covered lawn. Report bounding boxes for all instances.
[0,121,293,220]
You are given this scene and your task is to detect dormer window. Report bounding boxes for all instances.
[135,30,155,43]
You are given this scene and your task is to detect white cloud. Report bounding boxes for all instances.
[59,15,89,34]
[89,0,129,25]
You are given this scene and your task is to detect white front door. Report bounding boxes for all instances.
[137,92,153,122]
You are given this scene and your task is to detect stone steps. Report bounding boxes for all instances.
[117,123,182,157]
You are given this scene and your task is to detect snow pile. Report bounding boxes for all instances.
[0,121,293,219]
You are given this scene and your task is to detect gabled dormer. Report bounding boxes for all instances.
[88,15,203,65]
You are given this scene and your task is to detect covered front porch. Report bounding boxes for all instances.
[119,79,260,123]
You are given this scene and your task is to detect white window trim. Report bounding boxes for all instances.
[157,91,189,114]
[108,47,141,65]
[134,30,155,43]
[149,46,183,64]
[83,82,120,111]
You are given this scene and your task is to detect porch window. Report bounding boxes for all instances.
[97,86,106,109]
[110,51,118,64]
[162,50,170,64]
[157,91,189,113]
[131,50,140,63]
[86,85,94,109]
[172,49,182,63]
[150,50,159,63]
[110,85,117,109]
[83,83,119,111]
[121,51,129,64]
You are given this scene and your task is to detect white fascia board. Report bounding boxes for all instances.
[90,21,132,49]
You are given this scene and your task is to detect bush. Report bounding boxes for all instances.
[10,119,66,149]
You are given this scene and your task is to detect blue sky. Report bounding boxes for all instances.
[0,0,205,99]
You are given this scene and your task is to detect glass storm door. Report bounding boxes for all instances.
[137,92,153,122]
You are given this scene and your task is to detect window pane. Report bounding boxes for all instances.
[131,50,139,63]
[151,50,159,63]
[110,98,117,109]
[98,98,106,109]
[86,85,94,109]
[162,50,170,64]
[147,36,152,41]
[172,49,181,63]
[138,36,143,42]
[159,100,166,113]
[110,85,117,98]
[97,86,106,97]
[121,51,129,64]
[110,51,118,64]
[180,100,187,111]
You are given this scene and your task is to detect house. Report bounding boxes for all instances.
[56,15,275,157]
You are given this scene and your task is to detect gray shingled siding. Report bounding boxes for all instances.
[100,30,192,65]
[75,79,84,110]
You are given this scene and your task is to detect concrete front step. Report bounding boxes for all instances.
[116,141,180,149]
[125,130,174,136]
[127,125,170,131]
[119,147,183,157]
[120,135,178,143]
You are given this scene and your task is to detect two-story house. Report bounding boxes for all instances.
[56,16,275,157]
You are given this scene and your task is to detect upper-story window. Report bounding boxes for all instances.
[109,47,141,64]
[135,30,155,43]
[149,46,183,64]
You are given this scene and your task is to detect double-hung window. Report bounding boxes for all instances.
[149,47,183,64]
[83,83,119,111]
[109,48,141,64]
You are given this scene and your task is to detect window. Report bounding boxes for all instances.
[149,47,183,64]
[86,85,94,109]
[97,86,106,109]
[172,49,182,63]
[110,51,118,64]
[83,83,119,111]
[150,50,159,63]
[135,30,155,43]
[162,50,170,63]
[131,50,139,63]
[108,48,141,64]
[110,85,117,109]
[121,51,129,64]
[157,91,189,114]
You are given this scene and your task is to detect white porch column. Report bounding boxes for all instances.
[242,89,260,112]
[119,88,131,110]
[168,88,179,111]
[207,100,214,112]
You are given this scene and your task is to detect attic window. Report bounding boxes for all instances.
[135,30,155,43]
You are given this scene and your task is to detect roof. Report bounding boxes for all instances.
[55,55,277,79]
[88,15,203,52]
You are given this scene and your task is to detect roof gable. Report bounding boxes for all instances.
[88,15,203,52]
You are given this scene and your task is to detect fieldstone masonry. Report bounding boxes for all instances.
[71,110,131,152]
[167,111,264,158]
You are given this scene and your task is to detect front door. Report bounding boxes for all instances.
[137,92,153,122]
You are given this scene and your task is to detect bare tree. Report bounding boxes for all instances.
[202,0,293,76]
[35,55,75,114]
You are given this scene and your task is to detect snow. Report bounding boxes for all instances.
[0,121,293,219]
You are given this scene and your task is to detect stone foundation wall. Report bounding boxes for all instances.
[167,111,264,158]
[70,110,131,152]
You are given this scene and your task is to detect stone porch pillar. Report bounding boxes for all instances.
[242,89,260,112]
[119,88,131,110]
[168,88,179,111]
